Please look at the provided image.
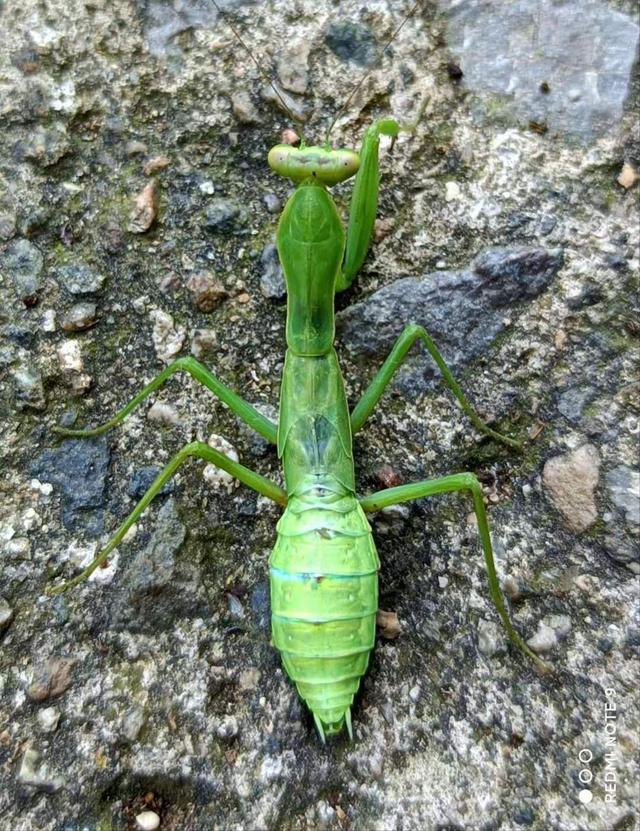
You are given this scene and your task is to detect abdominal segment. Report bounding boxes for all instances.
[269,497,379,735]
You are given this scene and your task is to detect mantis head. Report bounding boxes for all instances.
[268,144,360,186]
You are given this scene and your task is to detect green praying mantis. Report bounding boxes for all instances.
[48,1,549,741]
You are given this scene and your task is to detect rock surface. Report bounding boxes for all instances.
[443,0,639,141]
[543,444,601,532]
[0,0,638,829]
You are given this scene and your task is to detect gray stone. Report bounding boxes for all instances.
[337,246,563,391]
[31,438,110,533]
[117,498,208,631]
[606,465,640,526]
[558,386,595,423]
[604,528,639,565]
[17,748,64,793]
[121,706,146,742]
[128,497,186,594]
[0,596,13,630]
[1,238,43,304]
[443,0,639,141]
[27,657,75,703]
[0,213,16,241]
[18,123,71,167]
[60,302,97,332]
[259,243,285,300]
[57,263,106,295]
[128,466,175,499]
[143,0,248,57]
[12,364,46,410]
[325,21,376,66]
[203,199,245,233]
[543,444,601,532]
[477,618,503,657]
[37,707,60,733]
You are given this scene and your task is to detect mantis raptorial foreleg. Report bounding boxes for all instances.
[350,323,521,449]
[360,473,549,672]
[47,441,287,595]
[338,107,425,292]
[53,356,277,444]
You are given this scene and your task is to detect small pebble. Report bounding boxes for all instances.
[128,181,158,233]
[60,302,97,332]
[147,401,181,426]
[57,263,106,295]
[126,140,148,156]
[57,340,83,372]
[37,707,60,733]
[203,435,239,492]
[216,716,239,740]
[150,309,185,363]
[186,272,228,312]
[135,810,160,831]
[617,162,638,189]
[527,622,557,654]
[190,329,216,360]
[445,181,462,201]
[143,155,170,175]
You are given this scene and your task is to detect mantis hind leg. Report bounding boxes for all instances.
[53,356,277,444]
[350,323,521,449]
[360,473,550,673]
[47,441,287,595]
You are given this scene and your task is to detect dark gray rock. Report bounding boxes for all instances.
[60,302,98,332]
[557,386,595,423]
[127,498,186,594]
[259,243,285,300]
[444,0,639,141]
[143,0,252,57]
[2,238,44,304]
[17,123,71,167]
[31,438,110,534]
[56,263,106,295]
[203,199,245,234]
[117,498,207,632]
[606,465,640,527]
[325,21,377,66]
[337,246,563,391]
[128,466,175,499]
[12,364,46,410]
[604,528,640,565]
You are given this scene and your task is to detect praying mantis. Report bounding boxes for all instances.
[48,1,549,741]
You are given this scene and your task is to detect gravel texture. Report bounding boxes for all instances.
[0,1,638,830]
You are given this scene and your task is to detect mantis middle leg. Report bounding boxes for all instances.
[47,441,287,594]
[360,472,549,672]
[350,324,521,449]
[54,356,277,444]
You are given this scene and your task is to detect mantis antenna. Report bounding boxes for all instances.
[208,0,307,144]
[324,0,424,145]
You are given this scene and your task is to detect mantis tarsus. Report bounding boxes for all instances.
[48,1,550,742]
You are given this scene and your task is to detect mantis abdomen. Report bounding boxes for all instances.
[270,493,379,739]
